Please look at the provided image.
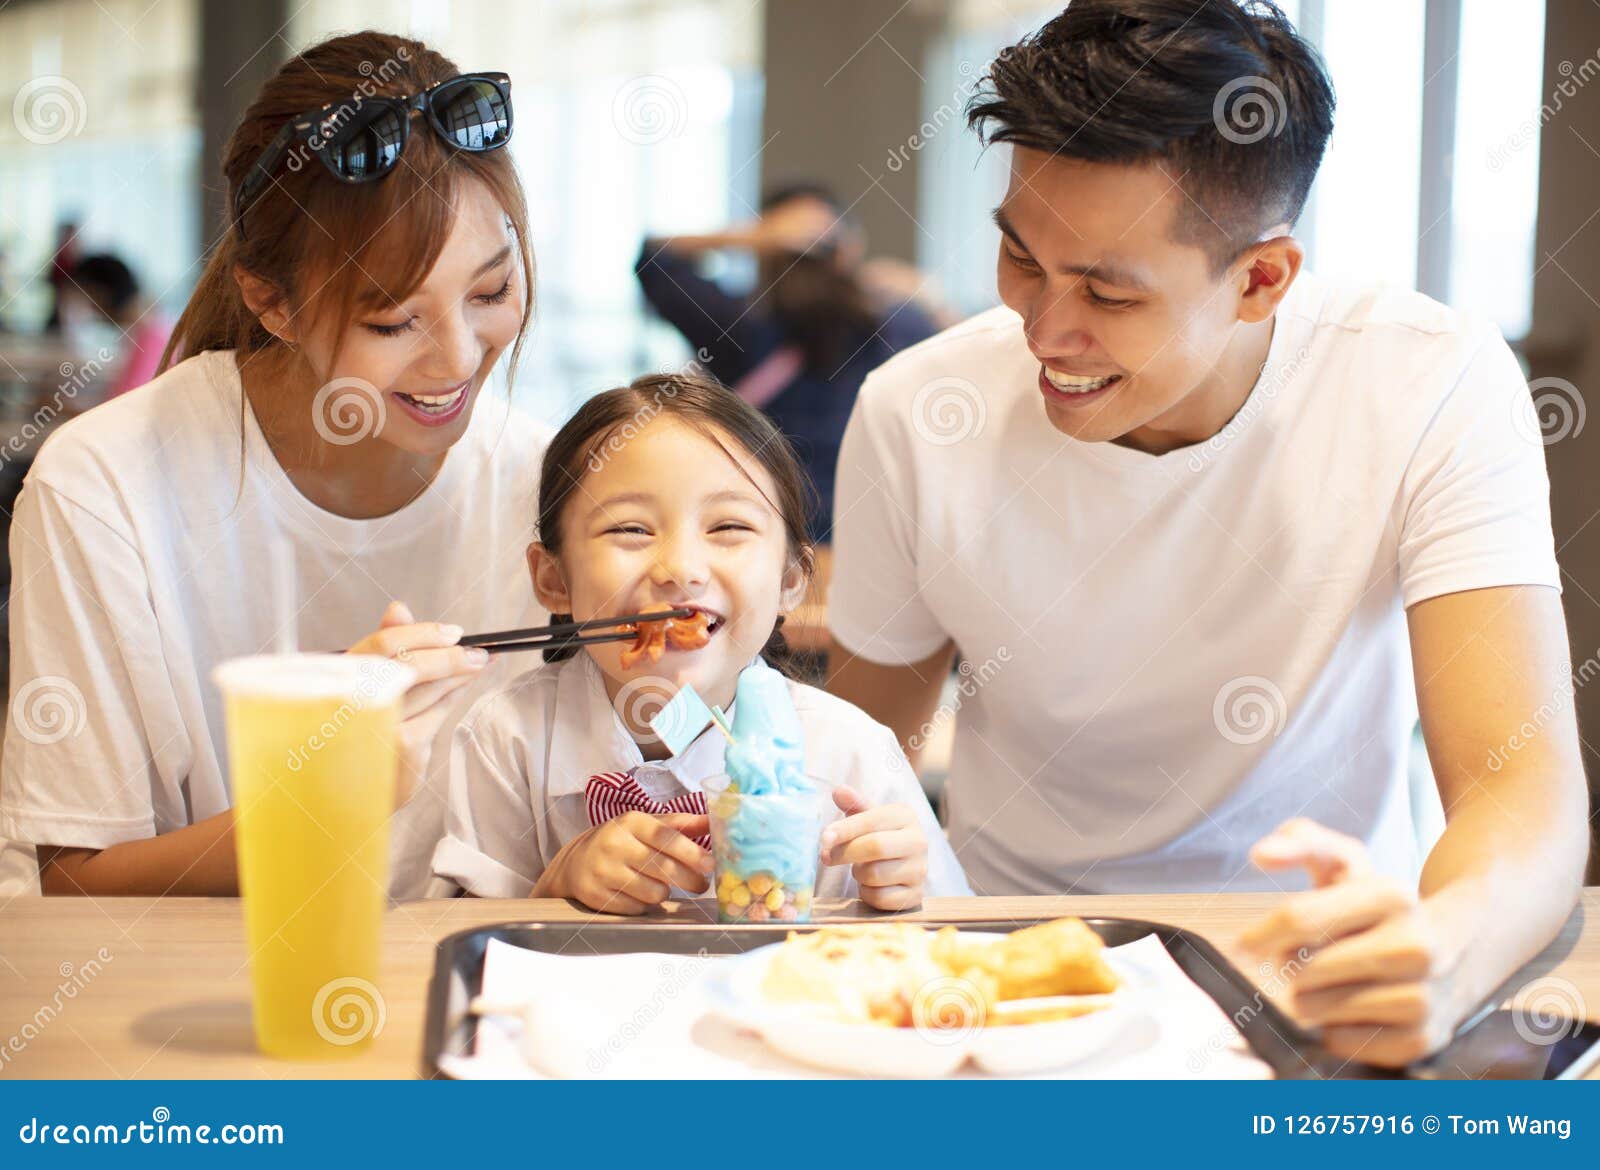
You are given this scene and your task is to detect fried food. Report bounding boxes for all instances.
[760,918,1118,1030]
[618,604,711,669]
[933,917,1120,1000]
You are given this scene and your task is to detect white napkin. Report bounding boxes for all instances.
[438,933,1273,1079]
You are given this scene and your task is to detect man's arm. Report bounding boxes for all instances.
[826,638,956,771]
[1408,584,1589,994]
[1240,584,1589,1065]
[38,810,238,896]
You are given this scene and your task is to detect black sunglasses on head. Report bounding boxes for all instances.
[233,72,513,238]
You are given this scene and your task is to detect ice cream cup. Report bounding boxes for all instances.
[705,775,828,925]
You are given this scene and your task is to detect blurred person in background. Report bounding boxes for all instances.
[42,220,81,333]
[64,254,175,399]
[635,184,948,541]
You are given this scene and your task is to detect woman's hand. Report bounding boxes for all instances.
[534,812,713,914]
[347,600,488,807]
[1238,818,1473,1067]
[820,786,928,911]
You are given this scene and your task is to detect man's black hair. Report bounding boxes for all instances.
[968,0,1335,272]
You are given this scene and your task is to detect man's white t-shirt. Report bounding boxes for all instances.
[829,273,1560,895]
[0,349,550,898]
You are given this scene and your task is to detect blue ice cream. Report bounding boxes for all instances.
[710,659,823,922]
[721,658,807,795]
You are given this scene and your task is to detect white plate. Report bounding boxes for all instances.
[703,933,1156,1078]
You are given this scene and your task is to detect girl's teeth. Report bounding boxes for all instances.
[400,385,466,411]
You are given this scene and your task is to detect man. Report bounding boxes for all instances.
[827,0,1588,1066]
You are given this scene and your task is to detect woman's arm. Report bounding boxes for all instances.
[38,812,238,896]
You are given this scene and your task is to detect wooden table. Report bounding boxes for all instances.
[1,891,1594,1079]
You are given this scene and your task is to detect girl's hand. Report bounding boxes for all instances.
[534,812,713,915]
[1238,818,1471,1067]
[820,786,928,912]
[346,600,488,807]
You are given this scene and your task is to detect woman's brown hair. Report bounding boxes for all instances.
[162,31,534,376]
[536,373,817,675]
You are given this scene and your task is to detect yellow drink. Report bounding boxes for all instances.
[214,654,413,1060]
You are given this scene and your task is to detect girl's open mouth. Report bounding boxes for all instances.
[392,380,470,426]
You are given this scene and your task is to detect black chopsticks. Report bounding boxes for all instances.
[461,608,696,655]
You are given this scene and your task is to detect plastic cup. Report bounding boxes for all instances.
[705,775,828,925]
[214,653,414,1059]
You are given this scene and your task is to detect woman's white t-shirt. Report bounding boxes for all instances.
[0,349,550,897]
[828,273,1561,895]
[432,652,971,899]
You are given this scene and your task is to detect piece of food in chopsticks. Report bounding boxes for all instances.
[759,918,1119,1031]
[618,602,712,668]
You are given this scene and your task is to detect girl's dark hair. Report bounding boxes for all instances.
[536,372,816,675]
[968,0,1335,272]
[756,184,878,372]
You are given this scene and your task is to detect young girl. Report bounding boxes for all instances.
[433,374,968,912]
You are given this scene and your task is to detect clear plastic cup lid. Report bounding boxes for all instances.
[212,653,415,706]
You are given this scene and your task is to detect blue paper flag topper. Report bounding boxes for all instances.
[648,683,716,756]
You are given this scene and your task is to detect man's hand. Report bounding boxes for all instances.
[1239,818,1473,1066]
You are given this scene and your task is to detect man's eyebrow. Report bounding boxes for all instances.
[473,244,513,279]
[992,206,1153,292]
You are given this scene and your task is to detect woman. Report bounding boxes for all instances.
[635,184,942,540]
[0,32,547,899]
